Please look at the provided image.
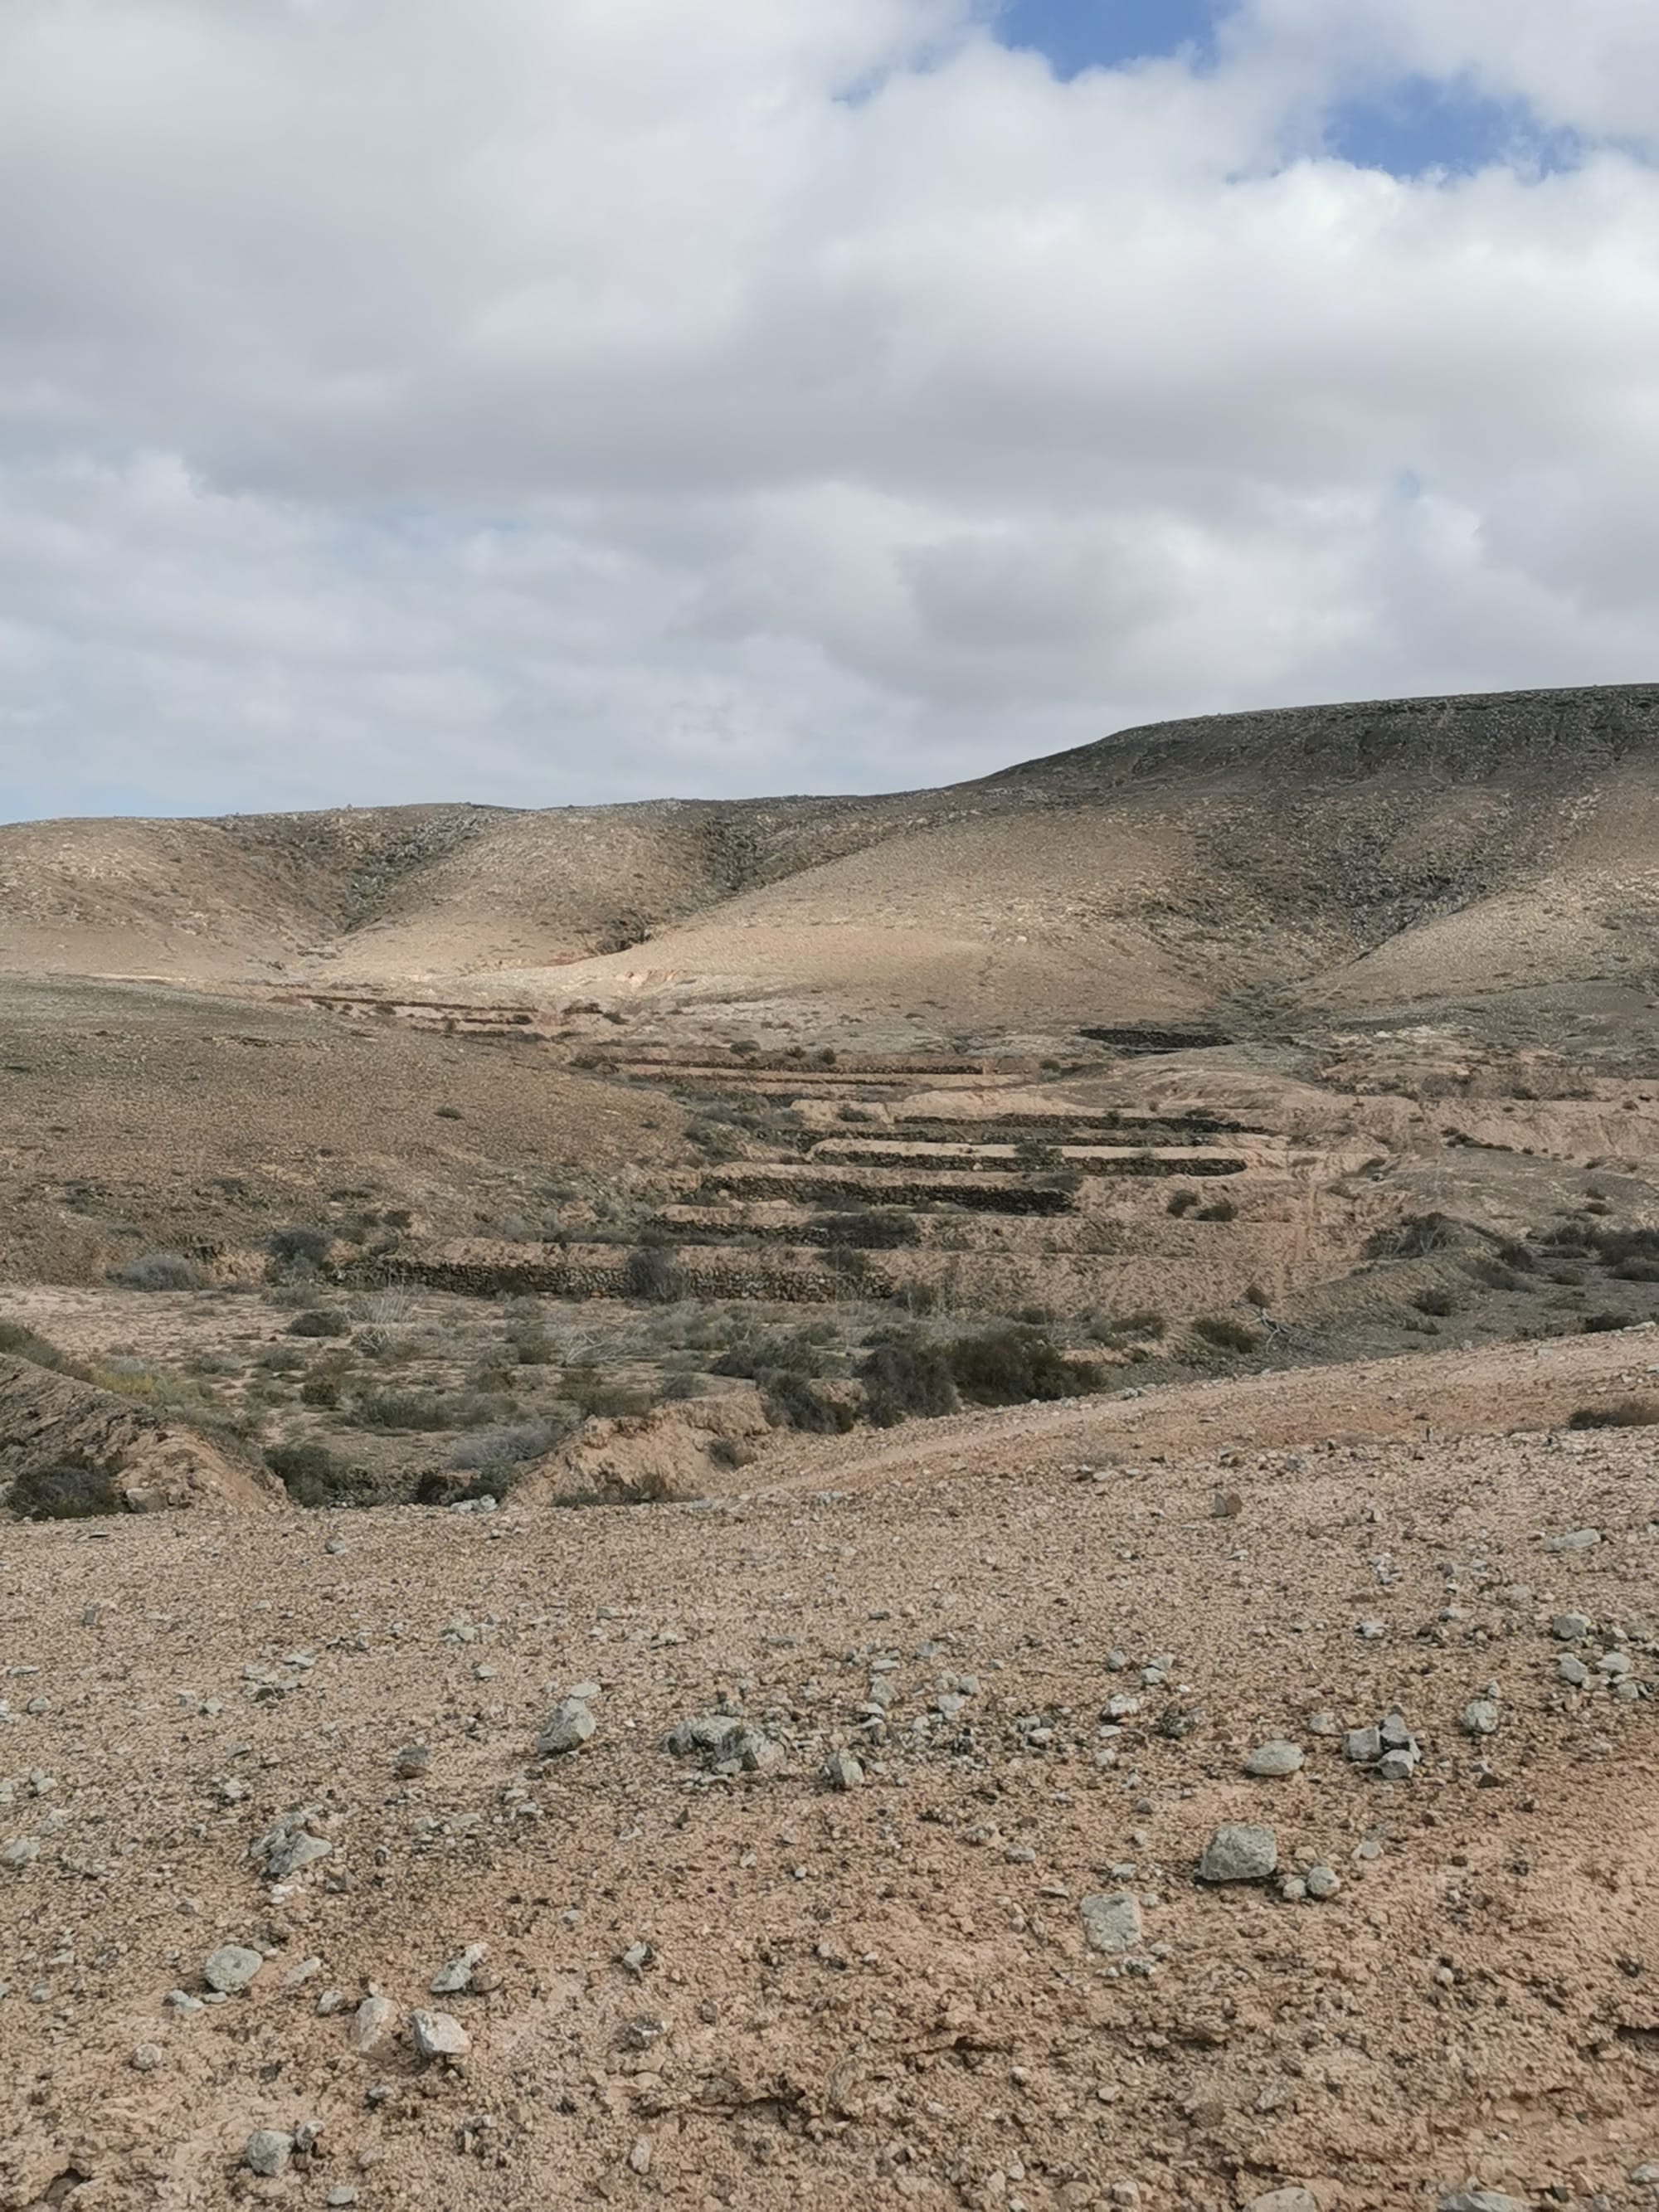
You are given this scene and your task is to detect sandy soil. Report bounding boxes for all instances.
[5,1334,1659,2211]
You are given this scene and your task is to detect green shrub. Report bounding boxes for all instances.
[711,1329,828,1381]
[10,1461,120,1519]
[288,1308,349,1338]
[264,1441,372,1509]
[859,1339,959,1427]
[810,1210,920,1249]
[112,1251,205,1291]
[763,1371,856,1433]
[947,1325,1089,1406]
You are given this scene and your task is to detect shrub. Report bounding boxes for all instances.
[435,1105,464,1120]
[264,1441,372,1509]
[448,1415,574,1473]
[1581,1312,1627,1334]
[1243,1282,1270,1309]
[1467,1257,1526,1292]
[267,1226,331,1269]
[10,1461,120,1519]
[0,1321,85,1377]
[859,1339,960,1427]
[947,1325,1089,1406]
[624,1246,687,1303]
[1191,1315,1262,1355]
[288,1308,349,1339]
[1412,1288,1456,1317]
[1196,1194,1238,1223]
[1568,1398,1659,1429]
[1367,1213,1456,1261]
[1166,1189,1198,1218]
[1092,1308,1165,1343]
[763,1371,856,1433]
[562,1368,655,1419]
[299,1372,343,1407]
[1496,1241,1537,1272]
[350,1389,465,1432]
[711,1329,827,1381]
[112,1250,205,1292]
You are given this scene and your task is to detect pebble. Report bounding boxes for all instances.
[1244,2191,1321,2212]
[327,2191,359,2209]
[821,1751,864,1791]
[348,1996,398,2055]
[392,1740,431,1780]
[1545,1528,1603,1553]
[1307,1711,1340,1736]
[410,2009,470,2059]
[1306,1864,1340,1900]
[1080,1893,1144,1953]
[244,2131,292,2178]
[1244,1740,1304,1778]
[1559,1655,1591,1687]
[130,2043,162,2072]
[202,1944,264,1996]
[1460,1699,1501,1738]
[537,1699,597,1757]
[0,1838,39,1870]
[1552,1612,1592,1641]
[431,1942,488,1996]
[1197,1824,1277,1883]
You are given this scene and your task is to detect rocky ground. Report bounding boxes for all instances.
[5,1343,1659,2211]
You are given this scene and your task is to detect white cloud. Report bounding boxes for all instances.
[1,0,1658,817]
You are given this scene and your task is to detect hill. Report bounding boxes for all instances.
[7,683,1659,1037]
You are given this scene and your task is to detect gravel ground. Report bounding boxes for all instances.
[4,1351,1659,2211]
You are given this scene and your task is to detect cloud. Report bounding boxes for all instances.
[1,0,1657,817]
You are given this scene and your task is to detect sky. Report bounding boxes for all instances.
[4,1,1659,820]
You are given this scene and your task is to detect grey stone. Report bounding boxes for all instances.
[0,1838,39,1870]
[1306,1711,1340,1736]
[1438,2191,1527,2212]
[1197,1823,1277,1883]
[1343,1725,1382,1764]
[1545,1528,1603,1553]
[1244,1740,1304,1778]
[1244,2192,1322,2212]
[202,1944,264,1995]
[130,2042,162,2072]
[537,1698,597,1756]
[1559,1655,1591,1687]
[1600,1650,1632,1678]
[431,1942,487,1995]
[1279,1876,1306,1902]
[821,1751,864,1791]
[1376,1748,1419,1782]
[265,1831,332,1879]
[410,2009,470,2059]
[1080,1893,1144,1953]
[1306,1864,1340,1900]
[1460,1699,1501,1738]
[1552,1612,1592,1641]
[1379,1710,1415,1751]
[327,2191,359,2209]
[244,2131,292,2177]
[392,1740,431,1779]
[348,1996,398,2055]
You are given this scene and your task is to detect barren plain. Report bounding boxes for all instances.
[7,685,1659,2210]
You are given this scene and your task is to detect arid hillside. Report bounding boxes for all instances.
[7,684,1659,1035]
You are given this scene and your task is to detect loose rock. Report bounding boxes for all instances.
[202,1944,264,1996]
[1080,1892,1144,1953]
[410,2009,470,2059]
[244,2130,292,2177]
[1244,1740,1305,1778]
[1197,1824,1277,1883]
[537,1699,597,1757]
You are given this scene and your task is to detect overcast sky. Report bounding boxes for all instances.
[3,0,1659,820]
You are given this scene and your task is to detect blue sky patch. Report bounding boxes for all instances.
[994,0,1228,80]
[1326,73,1584,179]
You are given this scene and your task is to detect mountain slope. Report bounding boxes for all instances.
[6,683,1659,1027]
